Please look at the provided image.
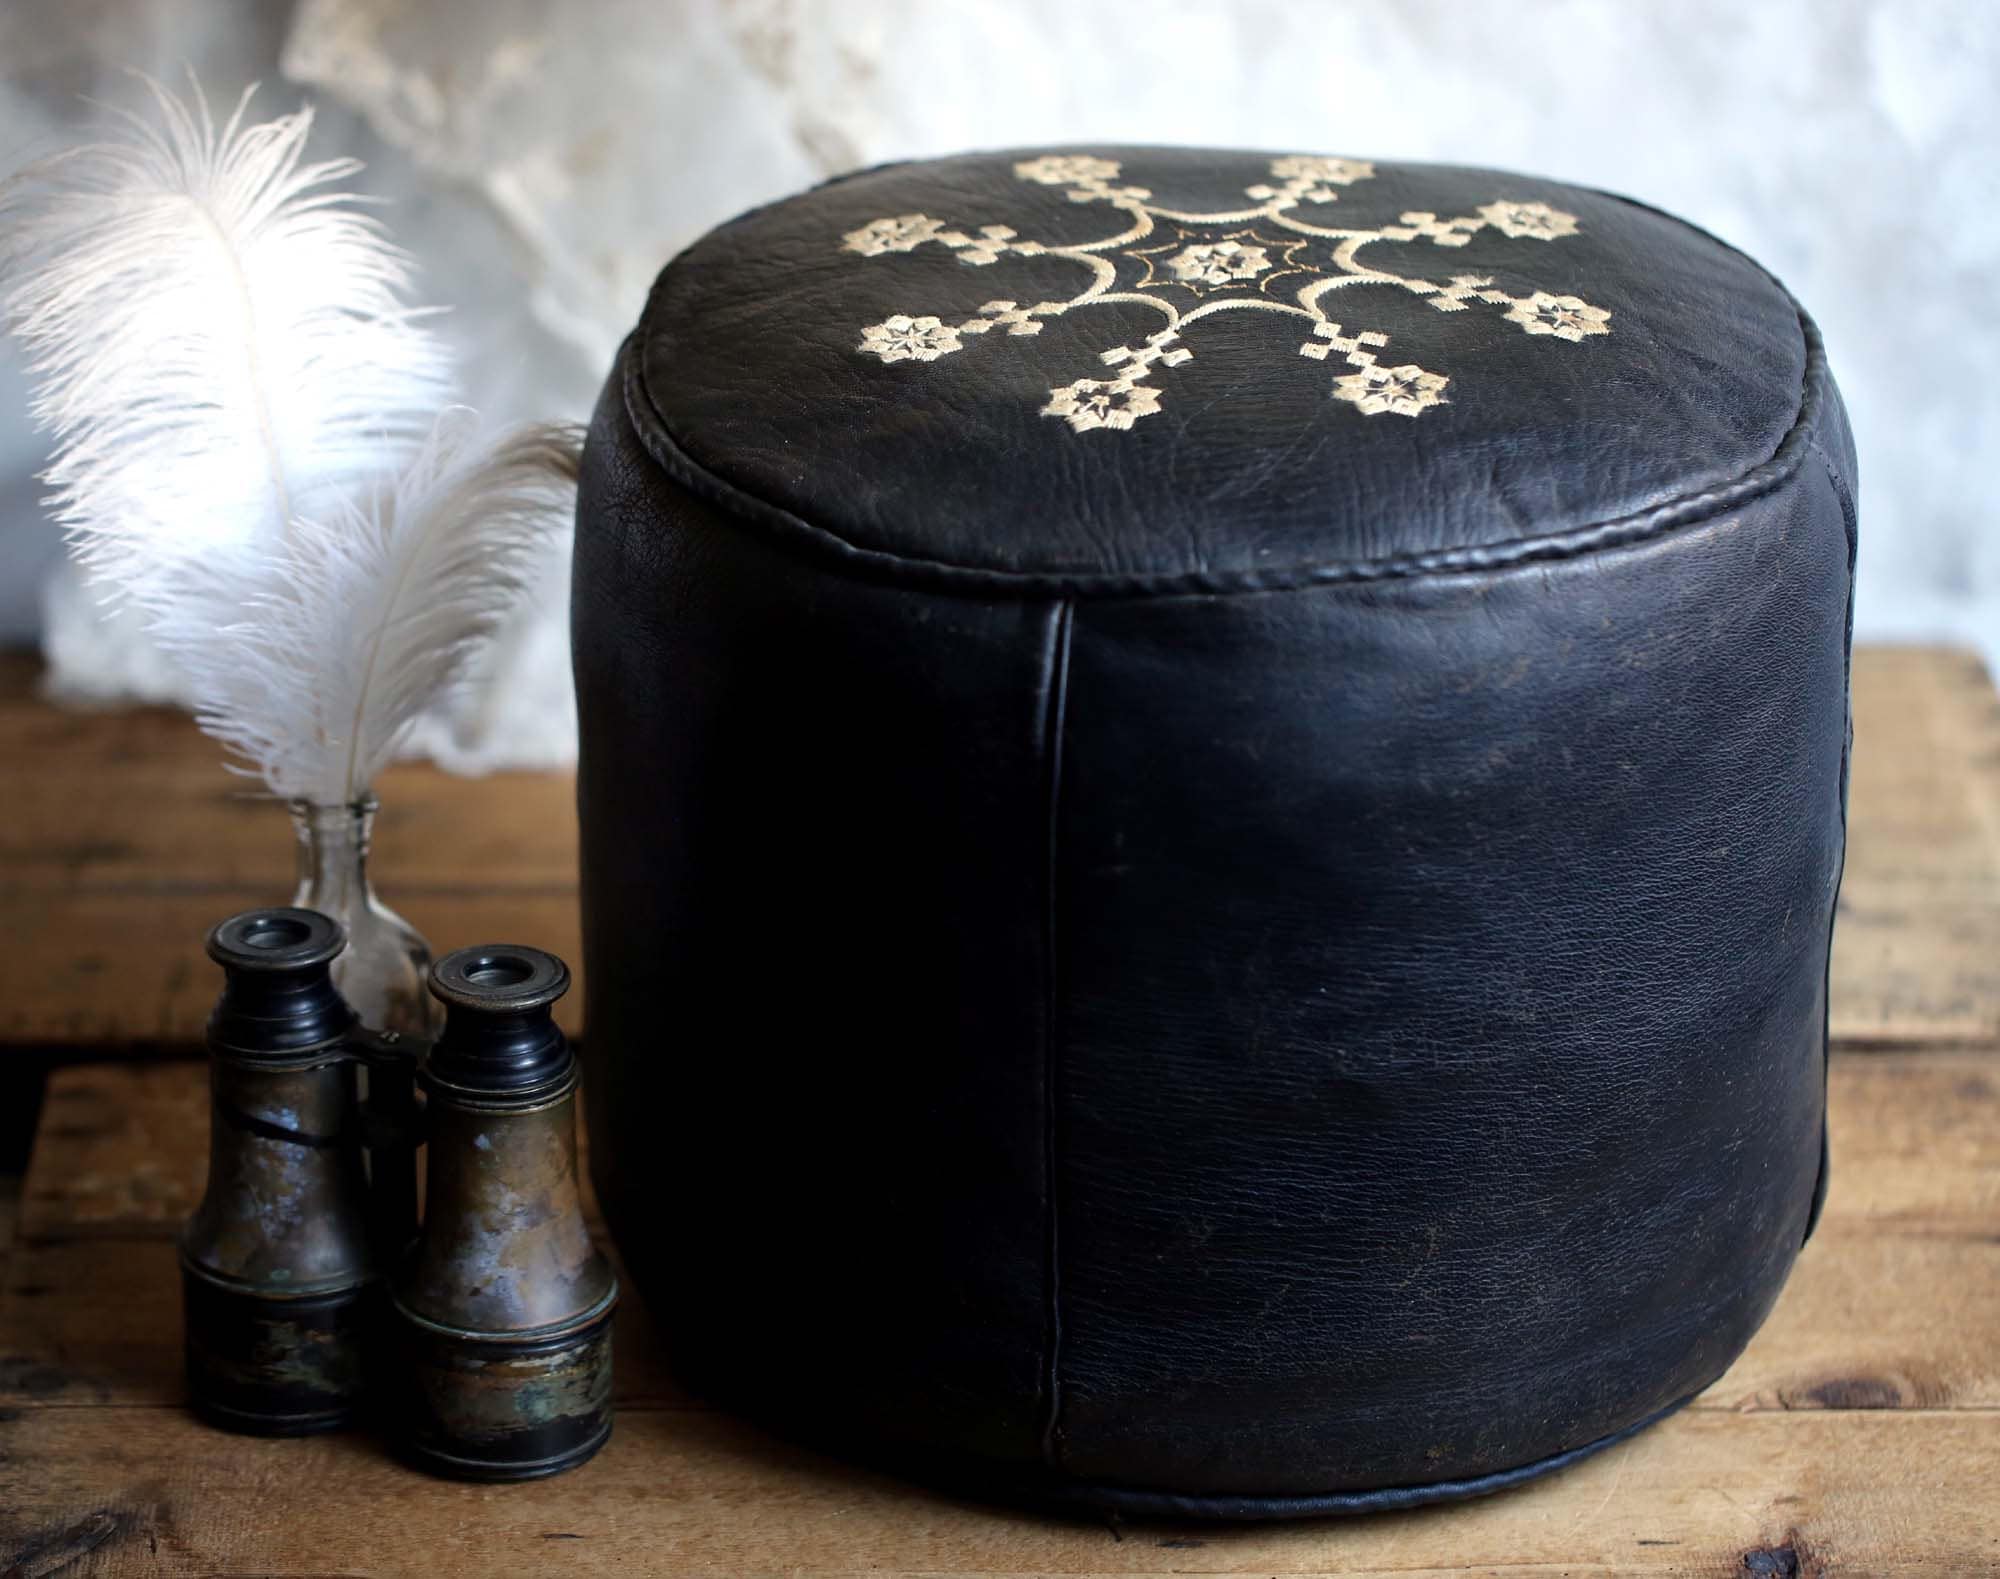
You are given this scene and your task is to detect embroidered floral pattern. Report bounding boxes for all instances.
[859,314,963,362]
[1169,239,1272,286]
[1042,378,1163,433]
[1014,154,1123,189]
[1477,200,1581,241]
[841,155,1611,431]
[1248,155,1376,205]
[1333,363,1450,417]
[1127,227,1317,299]
[1506,291,1612,341]
[842,213,947,256]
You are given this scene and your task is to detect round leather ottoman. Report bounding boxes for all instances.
[571,147,1858,1518]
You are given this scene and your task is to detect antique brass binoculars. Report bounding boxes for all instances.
[181,907,616,1479]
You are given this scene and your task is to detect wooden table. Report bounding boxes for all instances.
[2,648,1998,1575]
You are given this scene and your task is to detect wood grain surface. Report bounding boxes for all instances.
[1,646,1997,1574]
[2,1052,1994,1420]
[3,647,1999,1051]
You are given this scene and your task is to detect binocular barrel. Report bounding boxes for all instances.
[181,908,380,1434]
[184,912,614,1479]
[391,945,618,1480]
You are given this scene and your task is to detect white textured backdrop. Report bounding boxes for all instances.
[4,0,1996,768]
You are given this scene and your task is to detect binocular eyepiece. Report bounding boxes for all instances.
[181,909,617,1480]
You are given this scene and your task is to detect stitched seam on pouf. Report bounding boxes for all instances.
[1808,435,1864,1247]
[620,300,1822,600]
[1023,1390,1697,1519]
[1036,601,1075,1472]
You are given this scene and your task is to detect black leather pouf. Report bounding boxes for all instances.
[572,147,1858,1518]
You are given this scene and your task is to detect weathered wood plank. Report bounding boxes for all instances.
[0,652,581,1049]
[0,1064,676,1412]
[1833,645,2000,1044]
[0,620,1994,1579]
[9,1056,1998,1417]
[0,1235,684,1412]
[24,1047,1997,1243]
[0,1406,1993,1577]
[0,890,583,1047]
[13,1064,207,1239]
[11,1199,1994,1421]
[3,646,1998,1051]
[0,1175,16,1290]
[0,758,578,890]
[1822,1049,2000,1230]
[1698,1231,2000,1412]
[12,1063,610,1240]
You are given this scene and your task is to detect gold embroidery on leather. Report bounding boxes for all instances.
[844,156,1609,430]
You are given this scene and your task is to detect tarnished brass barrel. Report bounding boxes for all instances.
[182,908,376,1434]
[391,944,617,1480]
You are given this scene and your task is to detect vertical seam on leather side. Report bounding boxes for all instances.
[1038,598,1075,1472]
[1804,437,1859,1244]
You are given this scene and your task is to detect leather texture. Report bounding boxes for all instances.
[573,146,1860,1517]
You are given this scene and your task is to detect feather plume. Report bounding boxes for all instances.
[0,73,452,617]
[2,78,580,806]
[192,411,584,806]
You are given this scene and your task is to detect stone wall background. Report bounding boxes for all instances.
[3,0,1995,769]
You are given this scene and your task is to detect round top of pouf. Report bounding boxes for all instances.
[576,146,1857,1521]
[627,146,1821,592]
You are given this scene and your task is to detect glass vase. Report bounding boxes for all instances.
[288,798,443,1039]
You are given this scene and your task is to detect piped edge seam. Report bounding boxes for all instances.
[619,156,1836,600]
[621,308,1826,601]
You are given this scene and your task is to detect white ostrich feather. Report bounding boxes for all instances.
[0,76,452,610]
[194,411,583,805]
[1,78,579,805]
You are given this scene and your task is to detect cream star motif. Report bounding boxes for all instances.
[1477,201,1581,241]
[842,214,946,256]
[1334,363,1450,417]
[1126,226,1319,302]
[1506,291,1612,342]
[840,155,1613,432]
[858,314,963,363]
[1042,379,1162,433]
[1170,239,1271,287]
[1248,155,1376,205]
